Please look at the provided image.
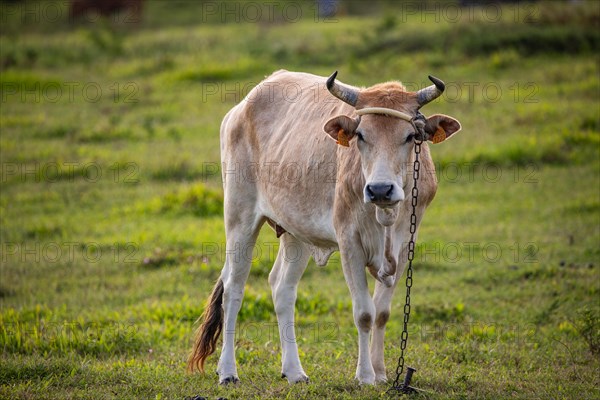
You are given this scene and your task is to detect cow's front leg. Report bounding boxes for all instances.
[371,279,397,383]
[371,236,409,383]
[340,241,376,385]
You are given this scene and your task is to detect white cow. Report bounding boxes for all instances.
[188,70,461,385]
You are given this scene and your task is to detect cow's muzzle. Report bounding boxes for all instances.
[364,182,404,206]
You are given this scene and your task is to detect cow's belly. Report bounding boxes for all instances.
[259,194,338,249]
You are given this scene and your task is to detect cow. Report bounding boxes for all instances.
[188,70,461,385]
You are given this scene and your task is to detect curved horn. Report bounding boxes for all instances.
[326,71,359,107]
[417,75,445,107]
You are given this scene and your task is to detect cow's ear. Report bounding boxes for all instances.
[324,115,360,147]
[423,114,462,144]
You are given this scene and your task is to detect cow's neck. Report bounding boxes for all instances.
[334,144,367,215]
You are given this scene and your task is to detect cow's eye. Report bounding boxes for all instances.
[356,131,365,142]
[405,133,415,143]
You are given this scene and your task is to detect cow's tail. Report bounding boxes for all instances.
[188,278,224,373]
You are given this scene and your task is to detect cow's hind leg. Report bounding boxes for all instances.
[217,211,263,385]
[268,233,310,384]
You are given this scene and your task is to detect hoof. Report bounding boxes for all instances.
[357,379,376,386]
[355,373,376,385]
[219,376,240,386]
[282,372,310,384]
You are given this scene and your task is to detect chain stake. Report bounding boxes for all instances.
[387,134,422,395]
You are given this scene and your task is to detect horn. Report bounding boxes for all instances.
[326,71,359,107]
[416,75,445,106]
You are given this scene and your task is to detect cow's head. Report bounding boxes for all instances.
[324,71,461,208]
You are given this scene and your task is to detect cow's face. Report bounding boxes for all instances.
[324,112,461,208]
[324,73,461,209]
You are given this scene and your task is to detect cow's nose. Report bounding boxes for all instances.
[366,183,394,202]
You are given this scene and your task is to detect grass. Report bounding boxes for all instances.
[1,1,599,399]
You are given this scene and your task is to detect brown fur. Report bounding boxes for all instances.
[187,279,224,373]
[375,311,390,329]
[356,81,418,112]
[358,312,373,330]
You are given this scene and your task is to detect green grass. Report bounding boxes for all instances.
[1,1,599,399]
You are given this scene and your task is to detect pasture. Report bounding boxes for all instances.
[1,1,599,398]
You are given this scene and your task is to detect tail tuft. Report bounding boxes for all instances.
[187,279,224,373]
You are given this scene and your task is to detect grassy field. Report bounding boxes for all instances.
[1,1,599,399]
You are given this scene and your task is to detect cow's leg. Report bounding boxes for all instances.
[217,212,263,385]
[371,241,409,382]
[268,233,310,384]
[339,243,376,384]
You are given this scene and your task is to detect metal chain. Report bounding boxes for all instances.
[389,136,422,393]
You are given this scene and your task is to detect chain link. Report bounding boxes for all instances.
[389,136,422,393]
